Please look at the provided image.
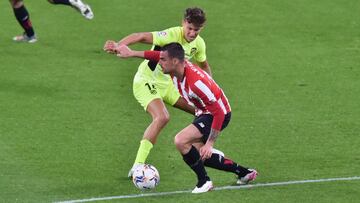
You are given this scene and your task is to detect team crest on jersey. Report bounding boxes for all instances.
[157,31,167,37]
[185,47,197,59]
[190,47,197,56]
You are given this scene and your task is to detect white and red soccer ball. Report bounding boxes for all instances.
[132,164,160,190]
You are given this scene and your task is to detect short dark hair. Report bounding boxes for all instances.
[184,7,206,27]
[162,43,185,62]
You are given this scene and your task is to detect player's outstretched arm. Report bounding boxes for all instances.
[118,32,153,46]
[103,32,153,54]
[116,46,160,61]
[116,45,144,58]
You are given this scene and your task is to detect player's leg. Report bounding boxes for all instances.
[201,144,257,185]
[10,0,37,43]
[142,99,170,144]
[128,80,170,177]
[174,124,213,193]
[192,113,257,184]
[133,99,170,164]
[48,0,93,19]
[192,142,257,184]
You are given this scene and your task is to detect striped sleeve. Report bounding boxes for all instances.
[193,80,225,131]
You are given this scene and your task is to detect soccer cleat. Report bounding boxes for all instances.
[69,0,94,20]
[237,169,258,185]
[13,33,37,43]
[128,163,142,178]
[192,181,214,194]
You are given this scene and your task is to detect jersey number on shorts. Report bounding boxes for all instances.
[145,83,157,95]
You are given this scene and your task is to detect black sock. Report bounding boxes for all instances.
[51,0,71,5]
[204,153,250,177]
[182,146,209,186]
[13,5,35,37]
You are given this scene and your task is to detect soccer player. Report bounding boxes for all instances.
[103,7,213,178]
[115,43,258,193]
[10,0,94,43]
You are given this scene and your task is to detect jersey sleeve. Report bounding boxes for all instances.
[193,37,207,63]
[144,51,160,62]
[152,27,180,46]
[193,80,225,131]
[206,100,225,131]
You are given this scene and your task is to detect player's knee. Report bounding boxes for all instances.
[174,135,182,150]
[174,134,185,150]
[154,112,170,127]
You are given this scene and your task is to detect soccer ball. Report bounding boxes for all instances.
[132,164,160,190]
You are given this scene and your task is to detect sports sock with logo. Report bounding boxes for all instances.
[204,153,250,177]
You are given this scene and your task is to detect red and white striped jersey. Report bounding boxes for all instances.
[172,60,231,131]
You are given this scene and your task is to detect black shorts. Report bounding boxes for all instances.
[192,112,232,143]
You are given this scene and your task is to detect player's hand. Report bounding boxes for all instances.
[116,45,133,58]
[103,40,118,54]
[200,143,213,160]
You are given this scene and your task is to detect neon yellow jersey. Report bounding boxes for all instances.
[135,26,206,84]
[152,26,206,62]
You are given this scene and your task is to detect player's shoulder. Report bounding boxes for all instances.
[167,26,182,32]
[152,26,182,43]
[185,62,206,82]
[159,26,182,36]
[194,35,206,47]
[195,35,205,42]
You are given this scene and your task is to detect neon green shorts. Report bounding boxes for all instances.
[133,64,181,111]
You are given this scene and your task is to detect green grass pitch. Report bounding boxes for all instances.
[0,0,359,202]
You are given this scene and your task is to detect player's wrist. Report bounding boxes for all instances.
[132,50,142,57]
[205,140,214,147]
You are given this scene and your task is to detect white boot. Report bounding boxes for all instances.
[13,33,37,43]
[69,0,94,20]
[237,169,258,185]
[192,181,213,194]
[127,163,142,178]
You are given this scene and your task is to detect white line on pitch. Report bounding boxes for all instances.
[54,176,360,203]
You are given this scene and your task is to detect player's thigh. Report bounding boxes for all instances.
[133,79,162,111]
[146,98,169,120]
[193,113,232,143]
[175,124,203,146]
